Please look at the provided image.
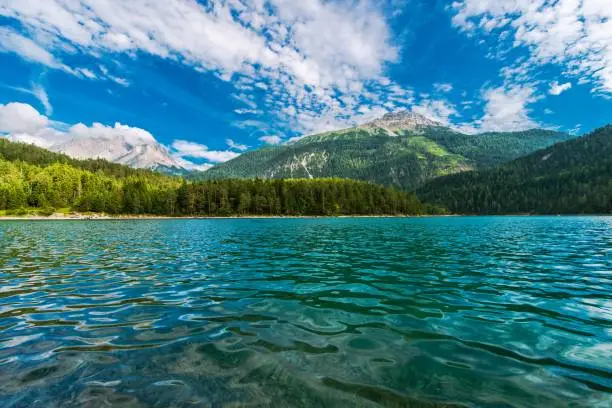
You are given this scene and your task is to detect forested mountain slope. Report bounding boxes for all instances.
[199,112,572,190]
[417,125,612,214]
[0,139,425,216]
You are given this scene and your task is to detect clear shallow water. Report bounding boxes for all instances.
[0,217,610,408]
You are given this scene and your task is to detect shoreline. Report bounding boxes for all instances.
[0,213,608,220]
[0,213,439,220]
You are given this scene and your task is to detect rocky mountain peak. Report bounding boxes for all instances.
[360,111,442,132]
[45,135,185,170]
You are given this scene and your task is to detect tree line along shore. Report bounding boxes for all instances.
[1,125,611,217]
[0,159,431,217]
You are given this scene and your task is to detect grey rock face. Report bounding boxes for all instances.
[359,111,441,132]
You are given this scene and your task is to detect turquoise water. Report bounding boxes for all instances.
[0,217,610,407]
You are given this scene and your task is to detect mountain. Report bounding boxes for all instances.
[199,112,573,190]
[359,111,443,131]
[6,131,187,172]
[52,137,180,169]
[0,137,165,178]
[417,125,612,214]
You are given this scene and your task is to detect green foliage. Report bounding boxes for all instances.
[172,178,425,216]
[196,127,572,190]
[417,126,612,214]
[0,139,425,216]
[424,127,574,168]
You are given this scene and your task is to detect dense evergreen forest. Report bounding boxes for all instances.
[417,126,612,214]
[0,140,426,216]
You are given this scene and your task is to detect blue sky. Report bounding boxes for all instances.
[0,0,611,168]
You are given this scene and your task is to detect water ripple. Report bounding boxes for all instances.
[0,217,610,407]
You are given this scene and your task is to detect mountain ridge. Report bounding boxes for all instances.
[3,111,575,186]
[358,111,443,133]
[7,131,188,172]
[198,113,573,190]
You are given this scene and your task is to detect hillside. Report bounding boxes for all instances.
[417,125,612,214]
[0,138,166,179]
[198,112,572,190]
[0,139,425,216]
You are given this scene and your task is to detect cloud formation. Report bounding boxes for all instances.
[171,140,241,163]
[476,85,540,132]
[433,83,453,93]
[0,102,49,134]
[452,0,612,94]
[2,0,604,138]
[69,122,157,145]
[258,135,283,145]
[0,0,421,136]
[411,99,458,127]
[549,81,572,96]
[0,27,63,69]
[31,84,53,115]
[226,138,249,151]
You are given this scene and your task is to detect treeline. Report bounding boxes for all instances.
[0,159,180,214]
[175,178,426,215]
[417,126,612,214]
[0,145,426,216]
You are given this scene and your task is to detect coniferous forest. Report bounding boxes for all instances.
[0,139,426,216]
[417,126,612,214]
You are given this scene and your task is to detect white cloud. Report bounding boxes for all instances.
[171,140,240,163]
[170,140,208,157]
[99,64,130,86]
[452,0,612,94]
[232,93,258,110]
[234,108,262,115]
[0,102,49,134]
[411,99,458,126]
[31,84,53,115]
[433,83,453,93]
[108,76,130,87]
[258,135,283,145]
[69,122,157,145]
[568,123,582,136]
[549,81,572,96]
[10,83,53,116]
[226,138,248,151]
[78,68,98,79]
[4,128,64,149]
[0,27,93,78]
[180,161,214,172]
[0,27,61,69]
[0,0,413,136]
[473,85,540,133]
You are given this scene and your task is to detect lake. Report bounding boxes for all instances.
[0,217,610,407]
